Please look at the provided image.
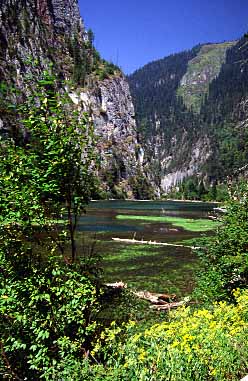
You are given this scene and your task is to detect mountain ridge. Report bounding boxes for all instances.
[128,36,248,198]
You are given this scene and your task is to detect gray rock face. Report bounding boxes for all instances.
[94,77,141,187]
[160,135,211,192]
[43,0,83,32]
[1,0,82,32]
[69,76,143,197]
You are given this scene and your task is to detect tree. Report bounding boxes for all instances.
[18,71,96,262]
[0,72,100,379]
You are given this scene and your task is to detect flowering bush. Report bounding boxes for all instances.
[91,289,248,381]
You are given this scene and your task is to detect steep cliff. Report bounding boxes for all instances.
[68,75,144,197]
[0,0,143,198]
[0,0,84,85]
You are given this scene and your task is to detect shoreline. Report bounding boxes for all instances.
[90,198,220,204]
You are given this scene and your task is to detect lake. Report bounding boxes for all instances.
[77,200,217,296]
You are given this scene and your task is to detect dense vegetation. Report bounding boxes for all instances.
[1,69,248,379]
[88,290,248,380]
[128,35,248,198]
[165,178,230,202]
[201,36,248,179]
[0,73,101,379]
[128,47,201,186]
[195,183,248,303]
[1,4,248,376]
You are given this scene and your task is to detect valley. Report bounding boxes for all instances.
[0,0,248,380]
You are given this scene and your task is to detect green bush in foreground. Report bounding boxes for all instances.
[195,182,248,303]
[90,289,248,381]
[0,256,99,380]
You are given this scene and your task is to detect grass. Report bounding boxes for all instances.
[116,215,219,232]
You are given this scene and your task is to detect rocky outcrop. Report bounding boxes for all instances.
[90,77,140,184]
[0,0,85,85]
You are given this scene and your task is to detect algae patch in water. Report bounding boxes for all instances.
[116,215,219,232]
[101,242,199,296]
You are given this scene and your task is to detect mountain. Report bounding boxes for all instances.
[128,37,248,198]
[0,0,149,199]
[2,1,247,200]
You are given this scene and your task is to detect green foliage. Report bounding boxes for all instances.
[0,256,99,380]
[166,177,230,202]
[1,71,95,261]
[95,61,120,81]
[89,290,248,381]
[128,171,155,200]
[0,73,100,379]
[195,182,248,302]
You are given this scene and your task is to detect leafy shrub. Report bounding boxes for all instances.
[195,182,248,302]
[0,256,100,380]
[0,73,100,379]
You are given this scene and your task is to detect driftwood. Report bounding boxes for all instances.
[104,282,186,311]
[150,301,185,311]
[133,290,185,310]
[213,207,227,213]
[112,237,200,250]
[134,290,176,304]
[105,281,127,289]
[208,215,218,220]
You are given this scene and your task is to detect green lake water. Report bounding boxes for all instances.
[77,200,217,296]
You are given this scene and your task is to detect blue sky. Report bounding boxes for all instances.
[79,0,248,74]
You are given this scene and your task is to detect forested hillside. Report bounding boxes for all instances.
[201,36,248,180]
[128,47,202,190]
[128,36,248,198]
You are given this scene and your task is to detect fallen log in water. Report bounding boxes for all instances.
[105,281,127,289]
[134,291,189,311]
[150,301,186,311]
[104,282,188,311]
[134,290,176,304]
[112,237,200,250]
